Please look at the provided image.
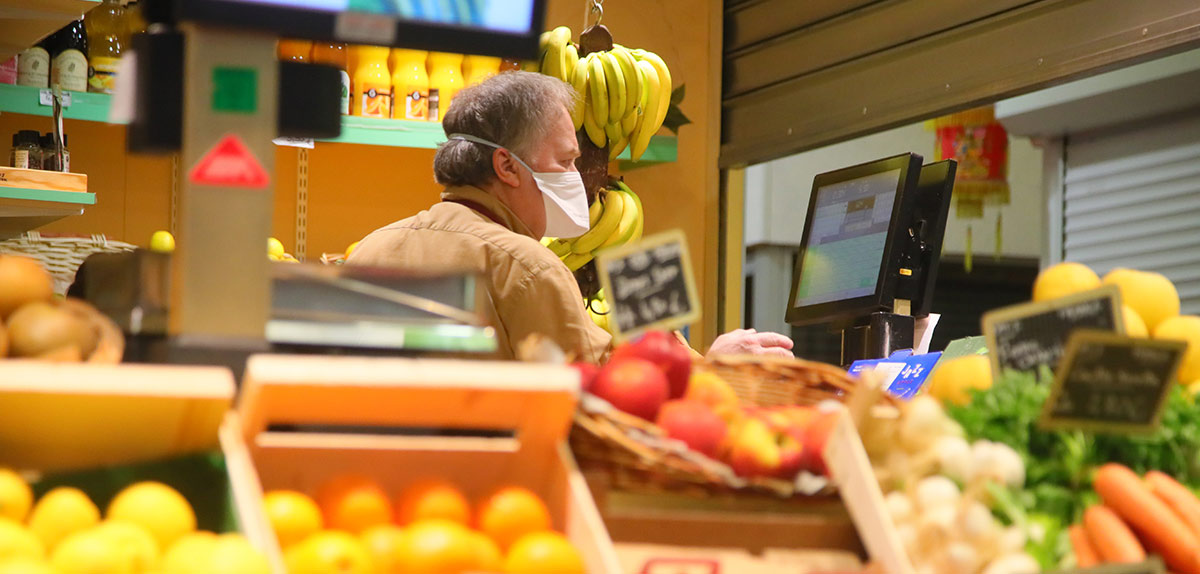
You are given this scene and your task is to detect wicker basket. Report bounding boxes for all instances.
[570,355,888,499]
[0,232,137,295]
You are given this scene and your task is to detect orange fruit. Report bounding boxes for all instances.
[263,490,324,548]
[475,487,551,550]
[394,480,470,526]
[360,524,406,573]
[502,531,584,574]
[468,530,502,572]
[315,475,392,534]
[393,519,474,574]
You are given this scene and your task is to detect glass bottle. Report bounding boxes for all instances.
[49,21,89,92]
[84,0,123,94]
[10,131,43,170]
[311,42,350,115]
[277,39,312,62]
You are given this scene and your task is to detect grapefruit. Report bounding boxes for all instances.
[1032,262,1100,302]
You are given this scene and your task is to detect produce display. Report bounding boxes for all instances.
[542,179,644,273]
[264,475,584,574]
[0,255,115,363]
[0,470,267,574]
[537,26,672,162]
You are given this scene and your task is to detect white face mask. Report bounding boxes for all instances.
[447,133,590,238]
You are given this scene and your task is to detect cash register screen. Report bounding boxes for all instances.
[232,0,536,33]
[791,169,901,308]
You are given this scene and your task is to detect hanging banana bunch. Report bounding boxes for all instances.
[537,26,672,162]
[540,180,644,273]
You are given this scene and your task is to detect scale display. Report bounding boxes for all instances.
[230,0,536,33]
[792,169,900,308]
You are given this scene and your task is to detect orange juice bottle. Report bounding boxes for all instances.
[351,45,391,118]
[390,49,429,121]
[427,52,464,122]
[499,58,522,73]
[463,55,500,86]
[311,42,349,115]
[277,39,311,62]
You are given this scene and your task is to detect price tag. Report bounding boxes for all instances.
[38,89,72,107]
[595,229,700,342]
[982,285,1123,379]
[1040,330,1185,434]
[272,137,314,149]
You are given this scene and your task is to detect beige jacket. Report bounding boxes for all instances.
[347,185,612,362]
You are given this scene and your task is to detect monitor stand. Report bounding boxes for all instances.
[840,311,915,367]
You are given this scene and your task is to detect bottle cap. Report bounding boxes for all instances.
[17,130,41,146]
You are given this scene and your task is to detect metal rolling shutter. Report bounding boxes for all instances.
[1063,112,1200,314]
[721,0,1200,168]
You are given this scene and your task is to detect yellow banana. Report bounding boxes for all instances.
[601,52,626,124]
[543,237,572,257]
[629,60,662,162]
[609,134,629,161]
[569,58,588,130]
[588,196,603,226]
[595,189,638,251]
[621,108,639,139]
[538,31,551,58]
[616,181,644,242]
[610,45,641,119]
[543,42,565,82]
[562,43,579,84]
[604,121,623,146]
[582,87,607,147]
[634,49,672,139]
[562,250,594,272]
[587,54,609,126]
[571,189,623,254]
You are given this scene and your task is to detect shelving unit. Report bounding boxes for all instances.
[0,186,97,238]
[0,0,98,63]
[0,83,679,164]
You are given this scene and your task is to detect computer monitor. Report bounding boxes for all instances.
[171,0,547,59]
[895,160,956,318]
[785,153,923,327]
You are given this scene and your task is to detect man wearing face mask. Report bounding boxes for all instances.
[348,72,794,361]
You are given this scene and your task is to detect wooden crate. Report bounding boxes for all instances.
[222,353,622,574]
[0,166,87,193]
[0,362,239,530]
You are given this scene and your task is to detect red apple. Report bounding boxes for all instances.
[656,400,728,458]
[802,411,841,475]
[611,331,693,399]
[725,417,781,477]
[750,409,806,479]
[776,433,805,479]
[571,362,599,393]
[591,358,670,421]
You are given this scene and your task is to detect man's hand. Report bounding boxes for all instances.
[707,328,795,358]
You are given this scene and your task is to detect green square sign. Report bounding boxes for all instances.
[211,67,257,113]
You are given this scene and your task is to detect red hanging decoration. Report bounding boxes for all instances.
[932,106,1010,220]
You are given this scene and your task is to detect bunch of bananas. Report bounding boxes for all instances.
[538,26,672,162]
[587,292,612,334]
[541,180,643,272]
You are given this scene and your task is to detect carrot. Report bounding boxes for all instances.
[1070,524,1102,568]
[1084,505,1145,563]
[1094,464,1200,574]
[1146,471,1200,538]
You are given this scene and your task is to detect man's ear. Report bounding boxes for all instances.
[492,148,522,187]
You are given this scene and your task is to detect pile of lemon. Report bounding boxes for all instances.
[0,469,268,574]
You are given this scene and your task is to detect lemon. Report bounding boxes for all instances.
[0,519,44,563]
[207,534,269,574]
[267,238,285,258]
[262,490,323,549]
[50,529,131,574]
[284,531,372,574]
[1032,262,1100,302]
[27,489,99,551]
[1122,305,1149,338]
[0,470,32,523]
[926,354,993,406]
[106,483,195,552]
[345,241,360,257]
[93,521,159,574]
[149,231,175,254]
[159,532,216,574]
[1103,268,1181,332]
[1155,315,1200,384]
[0,558,57,574]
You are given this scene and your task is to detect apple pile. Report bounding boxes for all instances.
[578,332,842,480]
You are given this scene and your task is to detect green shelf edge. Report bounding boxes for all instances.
[0,84,678,164]
[0,187,96,205]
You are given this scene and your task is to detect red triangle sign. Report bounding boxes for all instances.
[188,134,270,189]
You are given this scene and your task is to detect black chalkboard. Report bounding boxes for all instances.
[982,285,1122,378]
[596,230,700,341]
[1040,331,1186,433]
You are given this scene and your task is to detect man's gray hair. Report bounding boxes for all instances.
[433,71,577,187]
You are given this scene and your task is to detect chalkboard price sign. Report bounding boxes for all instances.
[595,230,700,341]
[982,285,1124,379]
[1040,330,1186,434]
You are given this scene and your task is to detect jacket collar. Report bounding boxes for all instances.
[441,185,537,240]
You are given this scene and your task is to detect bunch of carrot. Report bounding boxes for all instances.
[1070,463,1200,573]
